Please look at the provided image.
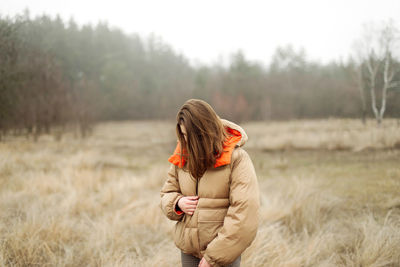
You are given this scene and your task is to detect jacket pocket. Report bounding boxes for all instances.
[197,208,228,251]
[183,228,200,255]
[174,221,200,255]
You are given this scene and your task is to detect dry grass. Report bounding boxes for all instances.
[244,118,400,152]
[0,119,399,266]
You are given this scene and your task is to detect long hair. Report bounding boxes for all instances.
[175,99,229,179]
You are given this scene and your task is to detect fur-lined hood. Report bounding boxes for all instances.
[219,118,248,147]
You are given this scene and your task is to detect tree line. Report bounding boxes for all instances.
[0,11,399,140]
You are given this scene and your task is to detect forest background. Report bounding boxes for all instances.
[1,11,400,141]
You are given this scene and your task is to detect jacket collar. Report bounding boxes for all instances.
[168,118,248,168]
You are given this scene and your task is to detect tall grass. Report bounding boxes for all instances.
[244,118,400,151]
[0,119,399,266]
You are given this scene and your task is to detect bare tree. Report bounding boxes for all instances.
[355,20,400,126]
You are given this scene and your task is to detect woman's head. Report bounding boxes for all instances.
[176,99,228,179]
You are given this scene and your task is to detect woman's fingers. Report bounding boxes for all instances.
[187,201,198,206]
[185,209,194,215]
[185,207,196,214]
[184,198,198,205]
[180,196,199,215]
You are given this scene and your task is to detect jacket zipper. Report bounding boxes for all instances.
[196,178,198,196]
[195,177,200,254]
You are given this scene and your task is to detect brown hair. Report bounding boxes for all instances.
[176,99,229,179]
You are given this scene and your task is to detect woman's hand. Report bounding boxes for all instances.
[177,195,199,215]
[198,257,211,267]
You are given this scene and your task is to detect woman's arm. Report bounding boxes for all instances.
[159,164,185,221]
[203,148,260,267]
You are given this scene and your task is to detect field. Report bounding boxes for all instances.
[1,119,400,266]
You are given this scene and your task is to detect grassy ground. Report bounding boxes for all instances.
[0,119,399,266]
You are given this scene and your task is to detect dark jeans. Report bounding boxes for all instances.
[181,251,241,267]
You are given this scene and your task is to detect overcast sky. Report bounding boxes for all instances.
[1,0,399,66]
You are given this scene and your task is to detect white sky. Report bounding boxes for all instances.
[1,0,399,66]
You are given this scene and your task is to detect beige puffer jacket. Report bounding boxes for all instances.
[159,118,260,267]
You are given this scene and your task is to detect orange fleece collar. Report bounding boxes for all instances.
[168,126,242,168]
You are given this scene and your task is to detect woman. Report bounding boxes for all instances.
[159,99,260,267]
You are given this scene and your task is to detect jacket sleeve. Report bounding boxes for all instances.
[203,148,260,267]
[159,163,185,221]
